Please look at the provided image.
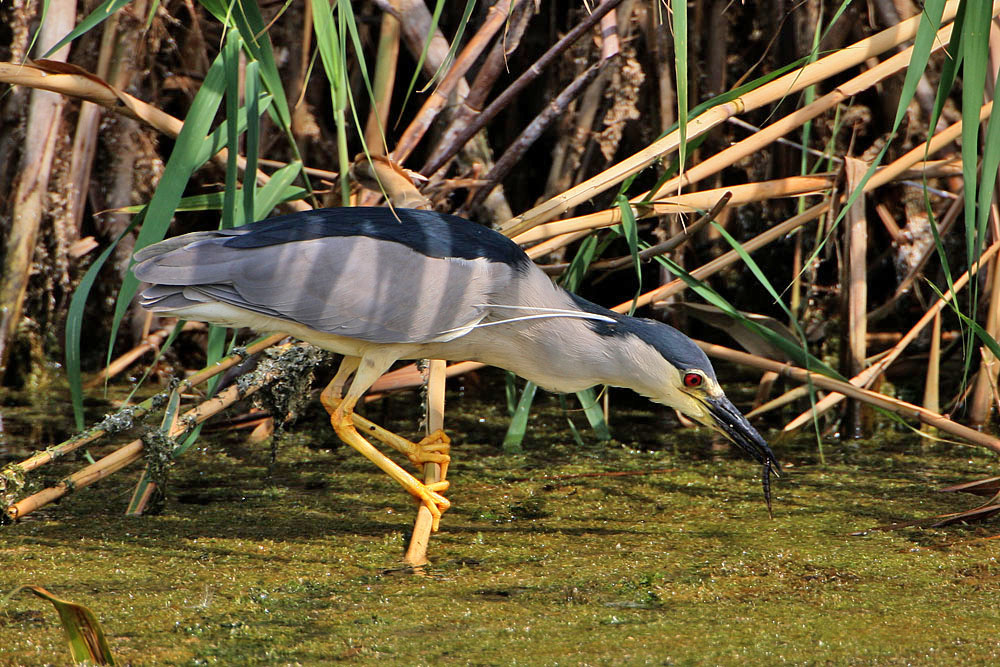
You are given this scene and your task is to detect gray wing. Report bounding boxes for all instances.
[134,232,515,344]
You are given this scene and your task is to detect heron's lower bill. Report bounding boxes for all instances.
[705,394,781,514]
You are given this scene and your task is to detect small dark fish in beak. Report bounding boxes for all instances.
[705,394,781,516]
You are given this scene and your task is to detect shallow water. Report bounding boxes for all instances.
[2,375,999,665]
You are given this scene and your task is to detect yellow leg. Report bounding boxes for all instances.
[321,358,451,473]
[320,355,451,530]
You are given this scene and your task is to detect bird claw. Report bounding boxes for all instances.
[414,480,451,531]
[407,430,451,468]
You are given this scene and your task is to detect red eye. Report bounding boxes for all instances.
[683,372,703,388]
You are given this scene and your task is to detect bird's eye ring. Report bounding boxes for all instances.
[683,372,703,388]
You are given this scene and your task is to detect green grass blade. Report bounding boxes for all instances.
[250,161,304,220]
[192,93,272,166]
[222,28,241,230]
[114,183,305,216]
[66,214,142,429]
[976,64,1000,265]
[505,371,518,415]
[503,381,538,454]
[399,0,447,116]
[560,235,600,292]
[42,0,131,58]
[109,52,226,364]
[672,0,688,173]
[962,0,993,264]
[310,0,351,203]
[243,60,261,224]
[614,194,642,315]
[575,388,611,441]
[199,0,292,132]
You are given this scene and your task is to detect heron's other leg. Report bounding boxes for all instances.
[321,353,450,530]
[320,357,450,474]
[324,355,362,403]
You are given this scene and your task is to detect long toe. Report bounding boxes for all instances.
[408,429,452,468]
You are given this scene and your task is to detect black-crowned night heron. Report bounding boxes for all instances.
[133,207,779,530]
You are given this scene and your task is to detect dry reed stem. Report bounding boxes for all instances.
[524,230,594,259]
[614,202,831,311]
[375,0,471,97]
[391,0,510,164]
[404,359,447,566]
[511,74,989,254]
[502,0,969,236]
[512,175,832,245]
[538,194,731,274]
[643,23,957,202]
[922,311,943,435]
[419,0,626,177]
[364,11,401,156]
[0,61,311,212]
[4,334,286,480]
[868,102,993,189]
[422,0,534,183]
[5,344,297,521]
[84,321,204,389]
[368,360,484,396]
[699,343,1000,455]
[0,9,74,374]
[354,156,445,564]
[462,58,610,215]
[15,343,304,519]
[512,105,979,253]
[844,157,869,434]
[784,240,1000,431]
[746,386,814,419]
[968,203,1000,425]
[391,0,512,165]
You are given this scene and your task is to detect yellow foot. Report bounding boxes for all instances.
[407,429,451,469]
[413,480,451,531]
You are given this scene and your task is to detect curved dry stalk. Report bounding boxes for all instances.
[502,0,968,236]
[0,60,310,212]
[699,342,1000,455]
[783,240,1000,432]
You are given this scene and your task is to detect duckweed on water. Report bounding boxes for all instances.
[2,382,1000,664]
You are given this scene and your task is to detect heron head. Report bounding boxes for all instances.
[626,318,781,509]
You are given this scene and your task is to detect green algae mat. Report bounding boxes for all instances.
[3,390,1000,665]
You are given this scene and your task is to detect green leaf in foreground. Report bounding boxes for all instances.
[7,585,114,665]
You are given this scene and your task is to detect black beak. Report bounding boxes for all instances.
[705,394,781,515]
